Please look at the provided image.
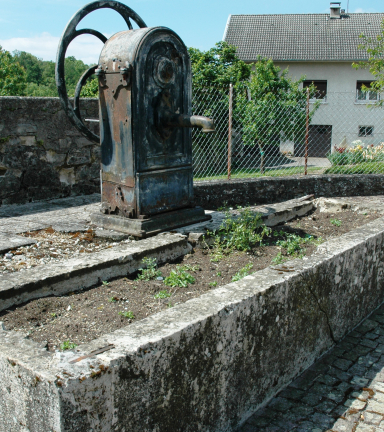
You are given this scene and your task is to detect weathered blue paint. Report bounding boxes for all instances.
[98,27,194,218]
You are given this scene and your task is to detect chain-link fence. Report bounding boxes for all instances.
[191,86,384,181]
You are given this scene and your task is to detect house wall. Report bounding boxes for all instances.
[274,61,373,93]
[274,62,384,151]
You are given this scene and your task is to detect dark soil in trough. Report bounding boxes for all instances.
[1,208,380,352]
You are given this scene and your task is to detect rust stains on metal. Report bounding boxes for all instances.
[57,2,214,236]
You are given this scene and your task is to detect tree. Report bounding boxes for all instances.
[13,51,43,85]
[12,51,95,97]
[188,42,252,175]
[235,58,317,173]
[188,41,251,88]
[353,19,384,106]
[0,46,26,96]
[188,43,317,175]
[80,77,98,97]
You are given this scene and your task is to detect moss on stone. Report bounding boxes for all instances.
[0,136,11,144]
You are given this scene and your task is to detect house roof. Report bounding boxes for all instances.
[223,13,384,62]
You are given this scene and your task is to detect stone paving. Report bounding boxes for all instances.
[239,304,384,432]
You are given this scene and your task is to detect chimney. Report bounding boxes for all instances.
[330,2,341,18]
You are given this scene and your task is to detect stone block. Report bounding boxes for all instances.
[0,172,22,200]
[74,136,93,147]
[16,123,37,135]
[91,145,101,160]
[67,148,91,166]
[75,163,100,182]
[0,235,36,254]
[44,150,66,166]
[19,136,36,146]
[22,160,60,189]
[59,167,75,185]
[58,138,72,152]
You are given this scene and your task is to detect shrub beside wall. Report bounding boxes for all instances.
[0,97,99,205]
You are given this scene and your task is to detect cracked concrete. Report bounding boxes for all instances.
[239,304,384,432]
[306,281,337,344]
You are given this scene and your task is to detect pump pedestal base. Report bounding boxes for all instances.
[91,206,211,238]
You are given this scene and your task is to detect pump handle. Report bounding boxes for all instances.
[55,1,147,144]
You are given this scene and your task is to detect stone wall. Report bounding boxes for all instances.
[1,97,384,208]
[0,97,99,205]
[194,174,384,208]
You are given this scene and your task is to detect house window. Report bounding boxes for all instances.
[358,126,374,137]
[303,80,327,99]
[356,81,378,102]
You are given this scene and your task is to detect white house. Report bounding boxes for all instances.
[223,3,384,157]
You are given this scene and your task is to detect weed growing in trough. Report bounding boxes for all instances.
[119,311,135,319]
[164,265,196,287]
[60,341,77,350]
[136,257,162,281]
[272,252,286,265]
[232,263,254,282]
[154,290,172,299]
[206,208,271,262]
[273,232,323,263]
[331,218,342,227]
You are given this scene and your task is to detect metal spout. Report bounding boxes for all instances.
[164,112,215,133]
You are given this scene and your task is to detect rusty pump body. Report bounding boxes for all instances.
[56,1,214,237]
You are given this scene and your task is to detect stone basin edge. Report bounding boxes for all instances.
[1,217,384,431]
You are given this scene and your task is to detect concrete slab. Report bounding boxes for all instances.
[176,196,315,247]
[0,195,315,266]
[0,235,36,254]
[0,232,191,313]
[316,196,384,214]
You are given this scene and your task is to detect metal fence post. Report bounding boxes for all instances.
[304,87,310,176]
[228,83,233,180]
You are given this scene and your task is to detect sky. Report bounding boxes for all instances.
[0,0,383,65]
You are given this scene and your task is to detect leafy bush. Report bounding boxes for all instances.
[327,151,349,166]
[327,142,384,167]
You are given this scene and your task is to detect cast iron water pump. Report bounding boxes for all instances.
[56,0,214,237]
